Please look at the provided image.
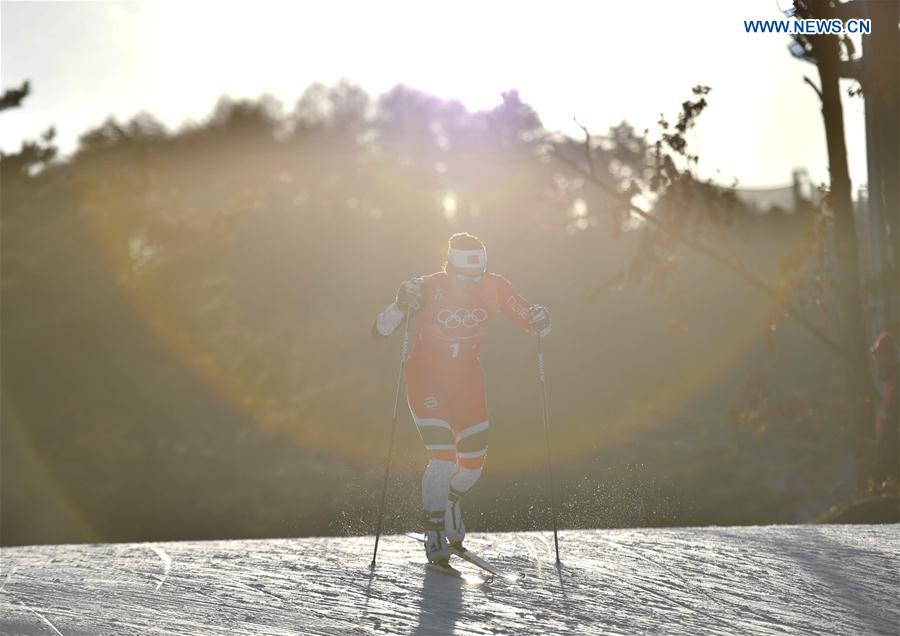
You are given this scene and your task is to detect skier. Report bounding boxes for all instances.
[373,232,551,566]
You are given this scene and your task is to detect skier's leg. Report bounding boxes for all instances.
[451,420,489,493]
[406,356,456,531]
[445,419,488,544]
[406,364,455,562]
[409,394,455,526]
[446,369,489,546]
[412,412,455,561]
[421,458,454,562]
[415,415,457,524]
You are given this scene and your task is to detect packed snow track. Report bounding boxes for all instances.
[1,525,898,635]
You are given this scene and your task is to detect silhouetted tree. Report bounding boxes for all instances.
[0,80,30,111]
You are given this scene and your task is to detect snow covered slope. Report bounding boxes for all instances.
[2,525,898,635]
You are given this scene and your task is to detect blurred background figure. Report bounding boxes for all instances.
[870,331,899,492]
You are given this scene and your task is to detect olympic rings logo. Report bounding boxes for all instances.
[437,308,487,329]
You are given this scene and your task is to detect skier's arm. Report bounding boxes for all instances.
[495,275,551,337]
[372,278,425,338]
[495,275,534,333]
[372,302,405,338]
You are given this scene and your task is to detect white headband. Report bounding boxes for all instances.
[448,247,487,270]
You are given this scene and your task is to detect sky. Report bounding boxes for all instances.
[1,0,868,189]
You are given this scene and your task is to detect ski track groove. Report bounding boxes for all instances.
[0,564,17,595]
[714,527,899,635]
[597,534,785,629]
[148,545,172,592]
[1,588,67,636]
[556,548,731,633]
[0,526,897,635]
[643,532,852,633]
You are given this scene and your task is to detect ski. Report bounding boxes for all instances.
[449,544,509,580]
[405,532,513,581]
[423,560,492,585]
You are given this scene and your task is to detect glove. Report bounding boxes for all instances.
[529,305,551,337]
[396,278,425,312]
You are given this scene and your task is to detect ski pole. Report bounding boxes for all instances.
[370,308,413,568]
[536,332,561,564]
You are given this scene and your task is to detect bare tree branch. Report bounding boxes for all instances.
[547,140,852,367]
[804,76,824,102]
[573,117,595,178]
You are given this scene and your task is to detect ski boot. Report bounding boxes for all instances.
[424,530,450,566]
